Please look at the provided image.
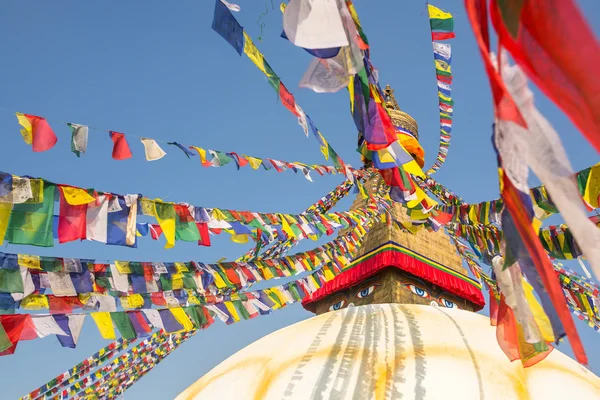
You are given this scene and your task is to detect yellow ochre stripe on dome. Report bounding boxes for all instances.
[344,241,482,289]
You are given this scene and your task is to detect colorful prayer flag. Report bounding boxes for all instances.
[15,113,57,152]
[109,131,132,160]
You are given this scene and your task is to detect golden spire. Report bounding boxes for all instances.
[383,84,419,140]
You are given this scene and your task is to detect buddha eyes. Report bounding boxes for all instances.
[408,284,430,298]
[356,285,377,299]
[329,299,347,311]
[441,298,458,309]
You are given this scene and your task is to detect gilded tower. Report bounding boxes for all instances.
[302,85,484,315]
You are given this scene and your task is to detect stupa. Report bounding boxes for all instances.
[176,87,600,400]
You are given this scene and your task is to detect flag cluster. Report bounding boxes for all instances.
[0,169,375,251]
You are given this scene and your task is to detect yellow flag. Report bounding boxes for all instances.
[154,200,176,249]
[15,112,33,145]
[171,307,195,332]
[21,294,49,309]
[60,186,96,205]
[210,269,228,289]
[323,266,335,281]
[428,4,452,20]
[212,208,228,221]
[243,32,268,75]
[403,159,426,178]
[0,203,12,246]
[120,294,144,309]
[190,146,208,164]
[261,265,275,280]
[244,155,263,169]
[91,312,116,340]
[18,254,41,270]
[115,260,132,274]
[186,289,201,305]
[230,233,249,244]
[318,133,329,160]
[174,262,189,273]
[438,92,452,102]
[522,279,555,343]
[435,59,452,73]
[584,164,600,209]
[224,302,241,323]
[171,272,184,290]
[140,198,157,216]
[278,214,296,239]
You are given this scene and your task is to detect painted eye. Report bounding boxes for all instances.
[356,285,377,299]
[329,299,347,311]
[441,299,458,309]
[408,284,430,298]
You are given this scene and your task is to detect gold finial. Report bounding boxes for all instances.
[384,84,401,110]
[382,84,419,140]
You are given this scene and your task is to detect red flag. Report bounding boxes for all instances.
[432,32,456,41]
[197,222,211,247]
[149,224,163,240]
[279,82,299,116]
[109,131,133,160]
[48,296,83,314]
[0,315,30,355]
[57,186,87,243]
[490,0,600,153]
[437,74,453,84]
[18,316,39,341]
[17,114,58,152]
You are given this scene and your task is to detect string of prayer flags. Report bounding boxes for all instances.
[67,123,88,157]
[212,0,353,181]
[15,113,58,153]
[140,138,167,161]
[109,131,133,160]
[425,4,456,175]
[0,170,380,250]
[427,4,455,40]
[9,108,343,178]
[20,338,132,400]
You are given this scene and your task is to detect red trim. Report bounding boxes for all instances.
[302,250,485,312]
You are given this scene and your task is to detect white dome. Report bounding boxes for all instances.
[176,304,600,399]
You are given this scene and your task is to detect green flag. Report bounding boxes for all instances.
[6,183,55,247]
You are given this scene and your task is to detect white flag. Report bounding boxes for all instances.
[141,138,167,161]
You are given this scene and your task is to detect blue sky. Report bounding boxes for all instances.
[0,0,598,398]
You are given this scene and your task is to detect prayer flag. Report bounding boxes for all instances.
[54,314,85,349]
[6,183,55,247]
[154,201,176,249]
[15,113,57,152]
[111,312,136,339]
[212,0,244,55]
[109,131,133,160]
[140,138,167,161]
[68,123,88,157]
[168,142,196,158]
[58,186,87,243]
[91,312,116,340]
[86,195,108,243]
[0,314,29,355]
